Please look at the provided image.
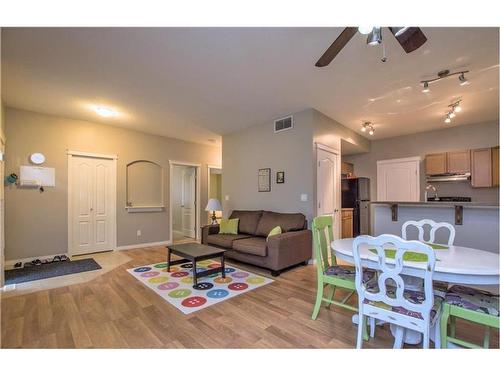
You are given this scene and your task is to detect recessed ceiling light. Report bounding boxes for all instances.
[94,106,117,118]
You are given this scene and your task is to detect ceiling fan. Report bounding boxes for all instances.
[315,27,427,67]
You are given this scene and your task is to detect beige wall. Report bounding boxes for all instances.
[344,121,500,203]
[4,107,221,261]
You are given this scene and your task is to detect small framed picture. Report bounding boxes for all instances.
[276,171,285,184]
[258,168,271,192]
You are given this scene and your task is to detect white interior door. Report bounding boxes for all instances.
[377,157,420,202]
[317,147,341,240]
[70,155,116,255]
[181,167,196,238]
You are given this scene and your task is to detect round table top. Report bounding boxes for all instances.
[331,238,500,285]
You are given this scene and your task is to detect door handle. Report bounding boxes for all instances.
[90,208,94,211]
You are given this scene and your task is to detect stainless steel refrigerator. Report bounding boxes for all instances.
[341,177,370,236]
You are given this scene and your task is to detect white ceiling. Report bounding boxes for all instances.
[2,27,498,146]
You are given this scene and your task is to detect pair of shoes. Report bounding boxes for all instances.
[53,255,61,262]
[14,262,22,268]
[32,259,42,266]
[60,255,69,262]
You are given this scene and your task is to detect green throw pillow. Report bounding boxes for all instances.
[267,226,282,241]
[219,218,239,235]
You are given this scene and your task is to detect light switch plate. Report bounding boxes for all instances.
[225,195,230,201]
[300,194,308,202]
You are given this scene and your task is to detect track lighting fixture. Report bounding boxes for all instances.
[420,69,470,92]
[361,121,375,135]
[358,26,374,35]
[444,99,463,124]
[390,27,409,37]
[367,27,382,46]
[459,72,469,86]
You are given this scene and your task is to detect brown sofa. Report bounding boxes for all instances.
[201,210,312,276]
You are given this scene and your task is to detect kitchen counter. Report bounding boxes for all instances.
[372,201,499,209]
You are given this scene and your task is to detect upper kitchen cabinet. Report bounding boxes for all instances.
[447,150,471,174]
[472,147,499,188]
[425,153,447,175]
[425,150,470,175]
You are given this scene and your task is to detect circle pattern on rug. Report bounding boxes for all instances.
[134,267,151,273]
[195,267,207,273]
[193,282,214,290]
[171,271,189,278]
[141,271,160,278]
[154,263,168,268]
[246,276,266,285]
[157,282,179,290]
[162,266,179,273]
[224,267,236,273]
[168,289,191,298]
[197,260,212,266]
[228,282,249,291]
[180,263,193,269]
[180,276,194,284]
[232,271,250,278]
[149,276,169,284]
[207,263,221,269]
[181,296,207,308]
[207,289,229,299]
[214,276,232,284]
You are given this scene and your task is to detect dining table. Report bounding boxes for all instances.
[331,237,500,346]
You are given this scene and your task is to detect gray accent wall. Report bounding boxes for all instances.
[344,121,500,203]
[222,108,370,224]
[4,107,221,261]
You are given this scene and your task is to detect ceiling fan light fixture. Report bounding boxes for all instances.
[367,27,382,46]
[459,73,469,86]
[358,26,374,35]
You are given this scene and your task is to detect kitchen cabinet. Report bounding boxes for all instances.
[341,208,353,238]
[377,157,420,202]
[425,150,470,175]
[471,147,499,188]
[447,150,470,174]
[425,153,447,175]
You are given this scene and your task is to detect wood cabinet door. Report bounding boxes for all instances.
[447,150,470,174]
[471,148,492,188]
[425,153,447,175]
[341,209,353,238]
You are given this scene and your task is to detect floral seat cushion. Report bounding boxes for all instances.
[324,265,376,283]
[445,285,499,317]
[363,283,444,325]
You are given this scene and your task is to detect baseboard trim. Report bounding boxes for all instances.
[115,240,172,251]
[5,253,69,270]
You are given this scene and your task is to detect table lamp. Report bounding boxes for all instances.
[205,198,222,225]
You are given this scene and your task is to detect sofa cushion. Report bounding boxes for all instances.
[207,234,251,248]
[255,211,306,237]
[229,210,263,235]
[232,237,268,257]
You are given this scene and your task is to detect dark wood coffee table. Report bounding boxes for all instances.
[166,243,226,287]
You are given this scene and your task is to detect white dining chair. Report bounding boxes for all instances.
[352,234,443,349]
[402,219,455,246]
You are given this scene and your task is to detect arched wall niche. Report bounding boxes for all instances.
[126,160,164,212]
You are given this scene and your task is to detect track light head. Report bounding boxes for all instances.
[390,27,409,37]
[459,73,469,86]
[367,27,382,46]
[444,116,451,124]
[361,125,366,132]
[422,81,430,93]
[368,128,374,136]
[454,104,462,112]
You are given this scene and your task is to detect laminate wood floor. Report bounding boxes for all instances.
[1,246,498,348]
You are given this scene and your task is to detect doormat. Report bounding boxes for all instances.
[4,258,101,285]
[127,259,273,314]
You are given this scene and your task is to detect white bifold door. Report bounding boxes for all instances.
[69,154,116,256]
[181,167,196,238]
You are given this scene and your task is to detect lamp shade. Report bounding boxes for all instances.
[205,198,222,212]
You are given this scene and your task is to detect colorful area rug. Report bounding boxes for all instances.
[127,259,273,314]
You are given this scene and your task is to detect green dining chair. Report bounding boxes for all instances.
[311,216,376,322]
[440,285,499,348]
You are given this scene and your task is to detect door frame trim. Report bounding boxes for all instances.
[67,152,117,256]
[168,160,201,242]
[207,164,222,222]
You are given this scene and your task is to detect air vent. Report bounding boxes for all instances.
[274,116,293,133]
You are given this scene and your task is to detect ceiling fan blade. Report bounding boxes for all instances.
[315,27,358,67]
[389,27,427,53]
